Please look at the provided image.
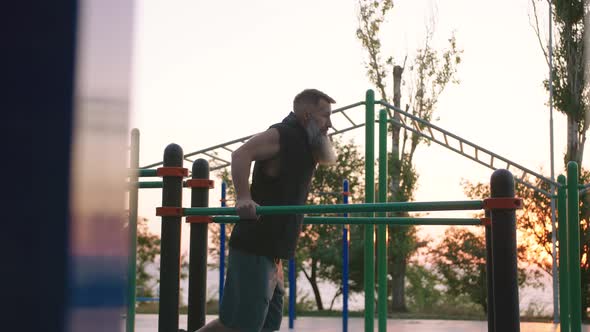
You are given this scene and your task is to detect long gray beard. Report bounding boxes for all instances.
[306,119,337,166]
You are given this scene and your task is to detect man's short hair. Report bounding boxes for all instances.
[293,89,336,113]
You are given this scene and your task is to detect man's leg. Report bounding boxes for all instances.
[261,259,285,332]
[213,248,275,332]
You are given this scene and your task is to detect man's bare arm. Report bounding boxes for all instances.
[231,128,280,219]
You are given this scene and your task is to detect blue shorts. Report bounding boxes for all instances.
[219,247,285,332]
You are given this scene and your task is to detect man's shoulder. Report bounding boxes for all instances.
[269,120,302,136]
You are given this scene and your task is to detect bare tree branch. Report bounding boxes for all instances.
[529,0,550,67]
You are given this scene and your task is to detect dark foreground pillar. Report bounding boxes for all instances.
[187,159,210,331]
[489,169,520,332]
[158,144,184,332]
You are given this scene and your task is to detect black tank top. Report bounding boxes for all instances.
[229,113,316,259]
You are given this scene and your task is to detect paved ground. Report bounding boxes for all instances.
[133,314,590,331]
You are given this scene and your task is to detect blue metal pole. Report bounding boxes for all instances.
[293,258,296,321]
[219,182,226,309]
[342,179,349,332]
[289,258,296,329]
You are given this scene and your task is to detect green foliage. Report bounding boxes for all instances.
[356,0,394,100]
[404,263,487,318]
[389,153,418,204]
[430,227,489,312]
[356,0,462,312]
[547,0,588,127]
[346,224,369,293]
[462,175,555,275]
[283,290,317,314]
[209,168,234,267]
[405,32,461,152]
[135,217,160,298]
[462,168,590,317]
[579,169,590,318]
[532,0,589,164]
[132,216,189,302]
[431,227,540,314]
[298,138,366,310]
[405,264,444,312]
[533,0,590,315]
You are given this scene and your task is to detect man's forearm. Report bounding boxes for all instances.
[231,153,252,200]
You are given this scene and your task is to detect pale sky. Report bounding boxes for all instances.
[129,0,588,246]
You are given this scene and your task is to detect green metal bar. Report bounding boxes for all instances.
[364,89,375,332]
[138,181,164,189]
[567,162,581,332]
[139,169,158,177]
[184,200,484,216]
[127,129,140,332]
[212,216,483,225]
[141,135,254,169]
[137,181,190,189]
[388,117,553,197]
[332,100,366,114]
[140,101,367,170]
[377,100,560,190]
[557,174,570,332]
[378,109,387,332]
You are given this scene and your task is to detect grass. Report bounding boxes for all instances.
[135,302,573,323]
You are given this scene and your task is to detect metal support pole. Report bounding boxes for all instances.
[158,144,184,332]
[567,162,581,332]
[377,109,388,332]
[127,128,140,332]
[485,209,495,332]
[557,174,570,332]
[364,89,375,332]
[293,258,296,321]
[490,169,520,332]
[187,159,210,331]
[551,193,559,323]
[548,2,559,323]
[219,182,226,310]
[289,258,296,329]
[343,179,350,332]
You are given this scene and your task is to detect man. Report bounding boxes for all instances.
[196,89,337,332]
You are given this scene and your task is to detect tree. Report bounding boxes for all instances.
[531,0,589,165]
[431,227,538,314]
[578,170,589,319]
[356,0,461,311]
[135,217,160,298]
[530,0,590,318]
[432,227,488,312]
[463,176,556,274]
[298,138,365,310]
[461,175,554,301]
[210,168,234,266]
[463,171,590,318]
[131,216,189,303]
[404,264,444,312]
